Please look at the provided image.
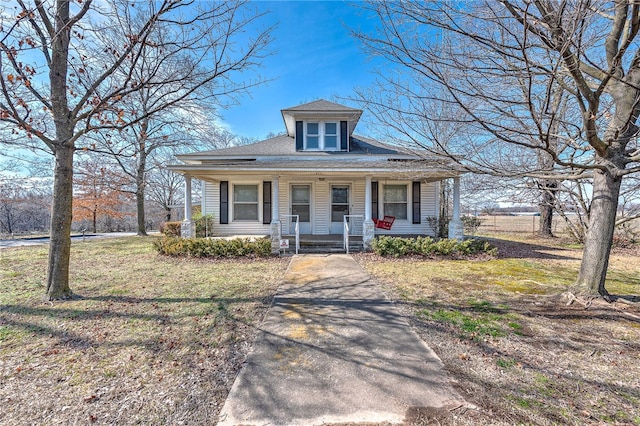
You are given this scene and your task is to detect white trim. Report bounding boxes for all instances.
[377,181,414,223]
[364,176,372,221]
[201,179,207,216]
[184,175,192,221]
[231,182,262,222]
[271,176,280,224]
[434,180,441,221]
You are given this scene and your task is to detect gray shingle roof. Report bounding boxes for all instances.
[281,99,361,113]
[177,134,413,159]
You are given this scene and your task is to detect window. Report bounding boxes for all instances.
[324,122,337,148]
[306,122,319,149]
[305,121,340,150]
[383,184,407,220]
[291,185,311,222]
[233,184,258,221]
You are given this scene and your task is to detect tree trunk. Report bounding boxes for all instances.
[92,209,97,233]
[136,146,148,236]
[538,180,557,237]
[136,187,147,236]
[574,167,622,296]
[46,145,74,300]
[46,0,74,300]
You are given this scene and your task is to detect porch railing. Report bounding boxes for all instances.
[343,214,364,254]
[281,214,300,254]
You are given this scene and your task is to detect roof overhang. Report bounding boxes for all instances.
[167,163,460,182]
[281,109,363,137]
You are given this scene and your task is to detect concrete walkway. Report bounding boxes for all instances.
[218,254,467,425]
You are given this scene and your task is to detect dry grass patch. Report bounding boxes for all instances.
[0,237,288,425]
[356,236,640,426]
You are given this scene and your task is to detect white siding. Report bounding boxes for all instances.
[278,177,289,231]
[421,182,438,237]
[314,180,330,234]
[203,180,218,220]
[352,179,365,216]
[421,181,438,219]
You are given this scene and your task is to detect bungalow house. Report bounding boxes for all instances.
[168,99,463,253]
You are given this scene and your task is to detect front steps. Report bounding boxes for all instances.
[279,236,365,254]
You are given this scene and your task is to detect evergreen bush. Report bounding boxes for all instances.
[371,235,496,257]
[153,236,272,258]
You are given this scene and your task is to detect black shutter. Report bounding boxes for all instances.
[412,181,421,224]
[295,121,303,151]
[263,181,272,224]
[340,121,348,150]
[371,181,379,221]
[220,181,229,224]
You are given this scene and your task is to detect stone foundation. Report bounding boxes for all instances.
[270,221,282,254]
[363,220,375,250]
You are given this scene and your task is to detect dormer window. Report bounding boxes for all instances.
[305,121,340,151]
[306,122,320,149]
[324,122,338,148]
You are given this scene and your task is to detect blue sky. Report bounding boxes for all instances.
[221,1,382,140]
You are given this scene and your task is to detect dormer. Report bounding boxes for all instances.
[281,99,363,152]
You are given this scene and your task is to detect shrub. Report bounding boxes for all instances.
[163,221,182,237]
[193,213,215,238]
[153,236,272,258]
[371,235,496,257]
[425,216,449,238]
[370,236,414,257]
[461,215,483,235]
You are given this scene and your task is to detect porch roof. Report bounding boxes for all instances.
[168,158,458,181]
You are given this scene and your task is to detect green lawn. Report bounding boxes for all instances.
[357,238,640,425]
[0,237,288,425]
[2,235,639,425]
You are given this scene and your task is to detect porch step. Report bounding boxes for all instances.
[298,245,364,254]
[281,239,364,254]
[278,235,365,254]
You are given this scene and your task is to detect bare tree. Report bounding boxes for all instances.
[0,0,271,299]
[354,1,640,299]
[89,5,272,236]
[73,153,131,233]
[146,159,183,223]
[0,170,51,235]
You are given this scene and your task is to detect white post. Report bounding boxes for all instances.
[452,176,460,221]
[448,176,464,240]
[270,176,282,254]
[364,176,372,221]
[363,176,375,250]
[181,174,195,238]
[272,176,280,220]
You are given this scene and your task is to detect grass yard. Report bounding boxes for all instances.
[2,234,640,425]
[357,237,640,425]
[0,237,288,425]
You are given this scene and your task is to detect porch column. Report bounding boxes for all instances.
[448,176,464,240]
[270,176,281,254]
[181,174,195,238]
[363,175,375,250]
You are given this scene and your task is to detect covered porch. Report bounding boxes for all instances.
[180,173,464,253]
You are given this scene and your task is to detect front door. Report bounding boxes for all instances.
[290,184,311,234]
[330,185,350,234]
